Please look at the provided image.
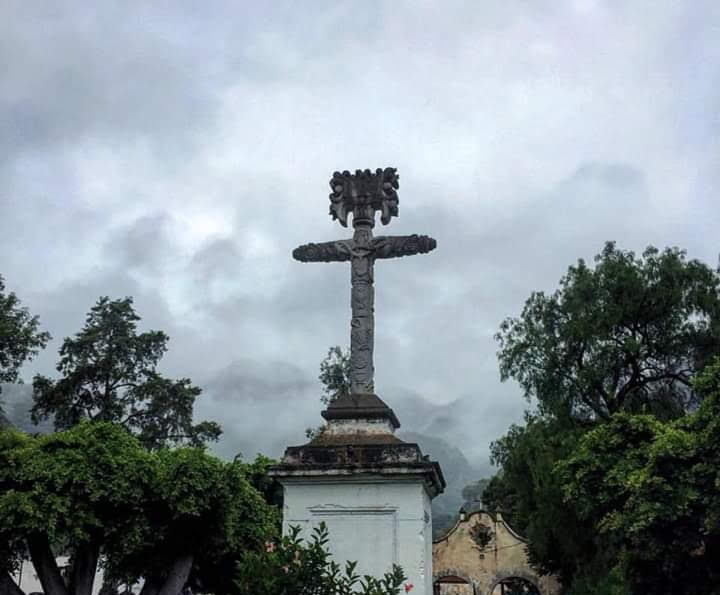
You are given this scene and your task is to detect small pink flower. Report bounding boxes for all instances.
[282,565,290,574]
[404,583,414,593]
[265,541,276,553]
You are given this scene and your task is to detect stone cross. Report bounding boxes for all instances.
[293,168,436,395]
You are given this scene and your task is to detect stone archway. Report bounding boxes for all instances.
[433,570,476,595]
[488,573,542,595]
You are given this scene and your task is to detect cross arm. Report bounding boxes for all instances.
[372,234,437,260]
[292,239,354,262]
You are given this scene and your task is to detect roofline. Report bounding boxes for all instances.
[269,462,445,498]
[432,509,528,544]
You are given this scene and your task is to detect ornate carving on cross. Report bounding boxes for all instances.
[293,168,436,395]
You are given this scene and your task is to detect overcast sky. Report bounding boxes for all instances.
[1,1,718,466]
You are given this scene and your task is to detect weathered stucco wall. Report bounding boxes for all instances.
[432,511,561,595]
[281,477,434,595]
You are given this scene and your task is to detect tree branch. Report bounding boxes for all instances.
[119,409,149,426]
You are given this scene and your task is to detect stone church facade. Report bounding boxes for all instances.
[432,510,562,595]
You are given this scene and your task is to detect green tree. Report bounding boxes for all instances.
[1,422,408,595]
[0,275,51,421]
[497,242,720,421]
[558,357,720,595]
[488,243,720,590]
[105,448,278,595]
[484,416,597,585]
[306,346,351,439]
[234,523,408,595]
[31,297,220,449]
[0,423,277,595]
[0,423,153,595]
[319,345,350,404]
[0,275,50,385]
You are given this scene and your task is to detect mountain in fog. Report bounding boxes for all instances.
[0,383,54,433]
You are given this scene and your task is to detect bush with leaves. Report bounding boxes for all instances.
[234,523,409,595]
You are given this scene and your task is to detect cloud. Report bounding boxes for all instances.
[1,1,717,481]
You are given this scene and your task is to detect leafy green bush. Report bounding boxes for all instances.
[235,523,409,595]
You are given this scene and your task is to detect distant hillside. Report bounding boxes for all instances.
[399,430,487,538]
[0,383,54,433]
[382,386,507,537]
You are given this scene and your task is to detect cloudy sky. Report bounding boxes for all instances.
[1,1,718,467]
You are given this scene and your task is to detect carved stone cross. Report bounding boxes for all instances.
[293,168,436,395]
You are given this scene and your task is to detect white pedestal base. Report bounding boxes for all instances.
[280,477,434,595]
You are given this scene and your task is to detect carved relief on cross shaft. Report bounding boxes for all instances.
[351,283,373,315]
[351,256,374,284]
[349,226,375,393]
[350,319,374,393]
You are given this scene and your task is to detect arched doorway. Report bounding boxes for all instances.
[490,577,540,595]
[434,574,474,595]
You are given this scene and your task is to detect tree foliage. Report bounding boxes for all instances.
[0,422,277,595]
[0,423,154,595]
[487,243,720,591]
[235,523,408,595]
[31,297,221,449]
[0,275,50,385]
[497,242,720,421]
[0,275,50,426]
[1,422,408,595]
[558,358,720,595]
[319,345,351,404]
[306,346,351,439]
[484,416,597,585]
[106,447,278,595]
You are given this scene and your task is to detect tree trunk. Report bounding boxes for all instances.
[156,554,193,595]
[0,571,26,595]
[69,542,100,595]
[139,575,162,595]
[26,534,70,595]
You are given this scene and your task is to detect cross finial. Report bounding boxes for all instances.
[329,168,399,228]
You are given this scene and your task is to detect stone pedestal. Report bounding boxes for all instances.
[269,394,444,595]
